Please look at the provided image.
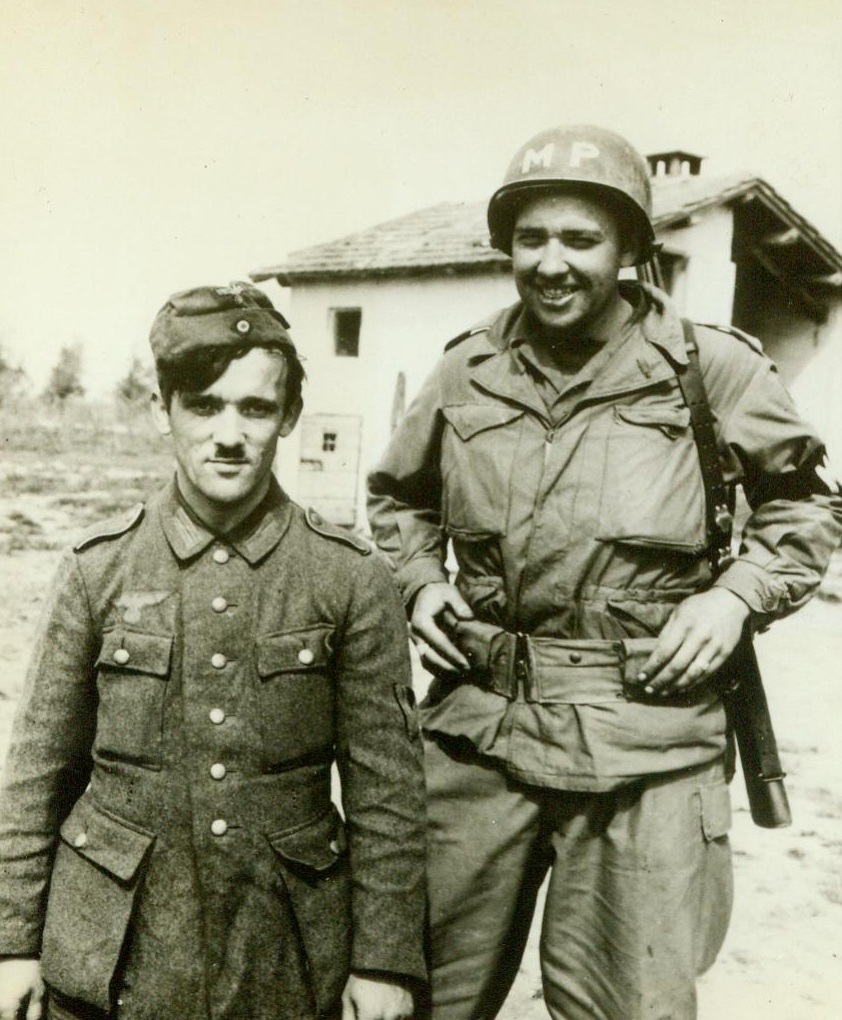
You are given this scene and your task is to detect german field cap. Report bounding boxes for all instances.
[149,282,293,364]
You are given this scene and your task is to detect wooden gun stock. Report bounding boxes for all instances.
[723,635,792,829]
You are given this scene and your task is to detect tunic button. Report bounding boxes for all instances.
[569,652,583,664]
[298,648,315,666]
[113,648,130,665]
[211,653,227,669]
[211,596,228,613]
[213,548,230,564]
[209,708,226,725]
[73,832,88,849]
[210,763,227,780]
[329,839,341,855]
[211,819,228,836]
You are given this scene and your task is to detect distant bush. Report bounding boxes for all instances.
[0,342,30,406]
[0,395,162,457]
[43,344,85,404]
[115,356,157,406]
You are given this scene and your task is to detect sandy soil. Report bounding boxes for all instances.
[0,459,840,1019]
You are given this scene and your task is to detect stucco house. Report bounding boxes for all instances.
[252,151,842,529]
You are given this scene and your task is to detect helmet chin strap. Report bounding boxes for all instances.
[635,244,665,290]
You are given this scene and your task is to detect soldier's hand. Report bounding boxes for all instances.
[0,958,44,1020]
[410,582,474,674]
[637,588,751,696]
[341,973,414,1020]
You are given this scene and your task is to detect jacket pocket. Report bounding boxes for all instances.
[698,780,732,842]
[256,626,336,768]
[694,779,733,972]
[94,629,172,768]
[269,805,351,1013]
[606,594,688,638]
[441,403,524,538]
[597,403,708,552]
[41,799,155,1012]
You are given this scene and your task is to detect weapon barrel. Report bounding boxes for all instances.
[725,636,792,829]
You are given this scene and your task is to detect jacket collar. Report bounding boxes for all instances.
[159,476,293,565]
[468,283,688,409]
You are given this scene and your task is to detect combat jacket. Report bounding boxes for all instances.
[0,479,426,1019]
[368,283,842,792]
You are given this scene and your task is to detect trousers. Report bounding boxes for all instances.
[424,735,733,1020]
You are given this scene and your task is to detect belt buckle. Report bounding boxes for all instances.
[514,632,530,701]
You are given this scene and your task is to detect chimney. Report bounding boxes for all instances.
[646,151,704,178]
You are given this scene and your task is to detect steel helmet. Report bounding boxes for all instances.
[487,124,655,262]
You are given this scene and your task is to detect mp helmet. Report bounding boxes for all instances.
[487,124,655,262]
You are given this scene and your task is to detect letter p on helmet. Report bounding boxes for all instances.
[569,140,600,168]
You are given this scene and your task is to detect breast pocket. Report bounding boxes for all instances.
[94,629,173,769]
[596,404,707,552]
[256,625,336,768]
[441,403,524,539]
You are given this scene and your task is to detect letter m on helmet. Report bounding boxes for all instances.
[521,143,554,174]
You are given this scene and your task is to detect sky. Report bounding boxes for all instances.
[2,0,841,396]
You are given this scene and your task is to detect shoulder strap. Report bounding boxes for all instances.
[676,319,734,574]
[304,506,371,555]
[73,503,145,553]
[444,324,490,352]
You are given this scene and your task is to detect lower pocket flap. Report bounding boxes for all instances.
[269,806,346,870]
[60,801,155,883]
[698,782,732,841]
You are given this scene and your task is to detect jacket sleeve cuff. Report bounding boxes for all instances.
[397,558,450,609]
[713,558,790,619]
[0,925,43,958]
[351,934,427,986]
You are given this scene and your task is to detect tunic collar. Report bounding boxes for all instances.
[159,476,293,565]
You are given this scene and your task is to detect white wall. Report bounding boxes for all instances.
[787,300,842,464]
[274,272,518,525]
[657,206,736,324]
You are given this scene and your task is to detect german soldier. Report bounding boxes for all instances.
[0,282,426,1020]
[367,126,842,1019]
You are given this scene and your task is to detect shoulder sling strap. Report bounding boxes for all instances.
[676,319,735,574]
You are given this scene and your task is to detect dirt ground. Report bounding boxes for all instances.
[0,447,840,1018]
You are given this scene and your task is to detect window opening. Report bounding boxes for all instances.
[332,308,362,357]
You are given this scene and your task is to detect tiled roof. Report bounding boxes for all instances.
[252,171,842,283]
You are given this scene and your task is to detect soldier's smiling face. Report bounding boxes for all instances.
[511,191,636,340]
[153,347,300,524]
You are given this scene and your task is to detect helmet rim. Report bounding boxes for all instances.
[488,179,656,262]
[487,125,656,262]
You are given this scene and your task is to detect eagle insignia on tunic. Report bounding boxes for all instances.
[116,591,172,625]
